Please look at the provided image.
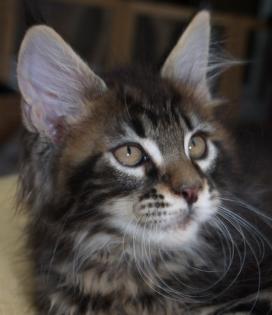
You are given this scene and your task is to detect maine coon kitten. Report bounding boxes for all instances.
[17,11,272,315]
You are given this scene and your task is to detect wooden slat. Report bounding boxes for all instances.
[107,1,136,67]
[50,0,119,9]
[0,95,21,143]
[218,25,249,116]
[129,1,267,30]
[0,0,17,84]
[51,0,267,30]
[51,0,267,29]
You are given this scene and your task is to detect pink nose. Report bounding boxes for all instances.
[181,186,199,205]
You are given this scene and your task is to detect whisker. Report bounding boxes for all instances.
[218,206,263,312]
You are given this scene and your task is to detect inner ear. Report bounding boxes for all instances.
[161,11,211,99]
[17,25,107,143]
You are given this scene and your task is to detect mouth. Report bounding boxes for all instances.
[137,208,194,232]
[160,211,194,231]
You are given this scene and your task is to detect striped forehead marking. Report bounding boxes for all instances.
[126,100,194,140]
[141,138,163,166]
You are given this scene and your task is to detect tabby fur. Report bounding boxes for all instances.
[17,11,272,315]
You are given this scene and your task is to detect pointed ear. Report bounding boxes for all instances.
[17,25,107,142]
[161,11,211,99]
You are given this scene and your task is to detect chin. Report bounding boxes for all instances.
[115,210,217,251]
[143,219,201,249]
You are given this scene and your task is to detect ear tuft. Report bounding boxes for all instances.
[17,25,107,142]
[161,11,211,99]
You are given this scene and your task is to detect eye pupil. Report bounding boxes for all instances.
[189,139,195,150]
[126,146,132,156]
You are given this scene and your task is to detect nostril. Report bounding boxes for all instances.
[181,187,199,205]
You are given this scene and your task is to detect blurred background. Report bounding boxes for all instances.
[1,0,272,176]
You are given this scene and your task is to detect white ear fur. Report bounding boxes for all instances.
[161,11,211,99]
[17,25,107,142]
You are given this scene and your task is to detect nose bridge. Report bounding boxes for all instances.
[165,159,203,191]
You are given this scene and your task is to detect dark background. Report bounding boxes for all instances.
[1,0,272,176]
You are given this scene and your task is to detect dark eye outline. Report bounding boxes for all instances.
[111,142,150,168]
[188,133,208,160]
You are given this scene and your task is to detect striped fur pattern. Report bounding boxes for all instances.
[17,11,272,315]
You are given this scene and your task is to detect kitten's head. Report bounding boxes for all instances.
[17,11,235,250]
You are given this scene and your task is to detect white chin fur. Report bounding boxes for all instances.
[111,216,200,249]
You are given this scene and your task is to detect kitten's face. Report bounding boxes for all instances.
[61,81,229,249]
[18,12,234,250]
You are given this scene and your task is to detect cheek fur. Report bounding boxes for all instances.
[193,183,220,223]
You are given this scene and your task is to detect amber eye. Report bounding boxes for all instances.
[188,135,207,160]
[113,144,147,167]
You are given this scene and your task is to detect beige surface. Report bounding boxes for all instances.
[0,175,34,315]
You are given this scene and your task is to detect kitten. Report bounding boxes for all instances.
[17,11,272,315]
